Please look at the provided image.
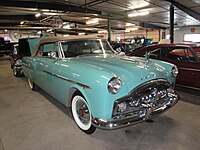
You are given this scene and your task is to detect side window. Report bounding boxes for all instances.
[82,41,91,54]
[36,43,57,57]
[166,47,194,61]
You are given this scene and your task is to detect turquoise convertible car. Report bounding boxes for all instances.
[22,35,179,134]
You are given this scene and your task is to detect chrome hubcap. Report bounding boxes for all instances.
[76,100,90,124]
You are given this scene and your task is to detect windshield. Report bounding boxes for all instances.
[61,39,114,57]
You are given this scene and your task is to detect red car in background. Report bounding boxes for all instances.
[130,43,200,90]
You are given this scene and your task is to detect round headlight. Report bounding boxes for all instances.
[108,77,121,94]
[171,66,178,77]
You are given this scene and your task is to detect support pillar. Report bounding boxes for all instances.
[108,19,111,42]
[170,4,174,43]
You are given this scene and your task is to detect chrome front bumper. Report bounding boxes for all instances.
[13,65,22,71]
[92,79,180,130]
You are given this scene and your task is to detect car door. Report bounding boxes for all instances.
[161,46,200,88]
[34,42,60,93]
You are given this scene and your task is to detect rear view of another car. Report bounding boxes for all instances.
[10,38,32,77]
[10,44,22,77]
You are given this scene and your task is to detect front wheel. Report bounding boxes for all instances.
[71,95,96,134]
[27,78,36,91]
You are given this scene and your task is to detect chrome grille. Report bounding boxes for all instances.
[112,79,172,117]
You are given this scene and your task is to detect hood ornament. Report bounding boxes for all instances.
[144,51,151,67]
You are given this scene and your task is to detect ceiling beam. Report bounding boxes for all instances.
[0,15,35,21]
[0,0,101,14]
[166,0,200,20]
[0,26,50,30]
[139,22,166,29]
[81,0,109,7]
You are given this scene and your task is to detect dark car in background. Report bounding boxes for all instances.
[9,38,32,77]
[130,43,200,90]
[0,37,17,56]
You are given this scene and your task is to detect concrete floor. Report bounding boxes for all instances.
[0,58,200,150]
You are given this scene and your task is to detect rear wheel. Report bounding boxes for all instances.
[71,95,96,134]
[27,78,36,91]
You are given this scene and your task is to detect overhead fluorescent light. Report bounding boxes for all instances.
[46,29,53,32]
[64,34,69,37]
[78,33,85,35]
[126,23,135,26]
[41,9,50,12]
[35,13,41,18]
[43,12,57,16]
[63,24,70,29]
[129,1,149,9]
[128,11,149,17]
[98,30,108,33]
[125,27,138,32]
[37,31,42,34]
[86,19,99,24]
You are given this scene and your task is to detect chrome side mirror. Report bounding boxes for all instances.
[48,51,57,59]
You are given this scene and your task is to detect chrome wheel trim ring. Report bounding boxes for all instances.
[28,78,33,89]
[72,96,92,130]
[13,67,17,76]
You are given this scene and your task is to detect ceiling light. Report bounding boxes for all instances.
[63,24,70,29]
[140,11,150,16]
[129,27,139,31]
[29,8,38,11]
[92,14,98,16]
[4,29,8,32]
[125,27,138,32]
[20,21,24,25]
[41,9,50,12]
[128,11,149,17]
[35,13,41,18]
[78,33,85,35]
[125,29,130,33]
[46,29,52,32]
[86,19,99,24]
[37,31,42,34]
[43,12,57,16]
[64,34,69,37]
[126,23,135,26]
[129,1,149,9]
[98,30,108,33]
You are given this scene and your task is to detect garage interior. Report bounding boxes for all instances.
[0,0,200,150]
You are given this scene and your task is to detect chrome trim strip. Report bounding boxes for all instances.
[43,70,92,89]
[179,67,200,72]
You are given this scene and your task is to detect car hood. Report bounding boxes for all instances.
[68,54,171,90]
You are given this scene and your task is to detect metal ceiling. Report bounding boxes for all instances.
[0,0,200,34]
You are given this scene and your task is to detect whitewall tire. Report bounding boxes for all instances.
[71,95,96,134]
[27,78,35,91]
